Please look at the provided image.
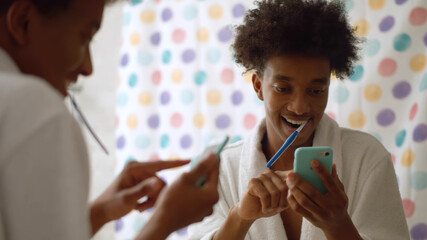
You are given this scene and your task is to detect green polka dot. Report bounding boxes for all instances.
[393,33,411,52]
[183,5,198,20]
[231,135,242,143]
[207,48,221,64]
[333,86,349,104]
[160,134,169,148]
[181,89,194,105]
[162,50,172,64]
[123,12,131,26]
[135,135,150,149]
[194,70,207,86]
[395,130,406,147]
[349,65,364,82]
[129,74,138,87]
[138,51,153,66]
[365,39,381,56]
[117,93,128,107]
[411,172,427,190]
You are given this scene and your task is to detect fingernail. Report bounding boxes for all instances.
[312,160,319,168]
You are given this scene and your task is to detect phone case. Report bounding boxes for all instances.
[294,146,333,194]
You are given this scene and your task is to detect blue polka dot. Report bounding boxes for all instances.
[123,12,131,26]
[333,86,349,103]
[183,5,198,20]
[230,135,243,143]
[162,8,173,22]
[130,0,143,6]
[128,74,138,87]
[162,50,172,64]
[345,0,354,11]
[394,33,411,52]
[117,93,128,107]
[136,135,150,149]
[365,39,381,56]
[411,172,427,190]
[207,48,221,64]
[349,65,364,82]
[138,51,153,66]
[194,70,207,86]
[160,134,169,149]
[181,89,194,105]
[420,74,427,92]
[395,130,406,147]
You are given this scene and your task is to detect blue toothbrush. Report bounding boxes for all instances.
[266,122,307,168]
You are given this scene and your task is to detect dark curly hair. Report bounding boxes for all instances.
[232,0,360,79]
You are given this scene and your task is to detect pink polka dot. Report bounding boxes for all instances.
[221,68,234,84]
[152,70,162,85]
[172,29,186,44]
[378,58,397,77]
[391,153,396,165]
[326,111,337,121]
[149,154,160,161]
[409,7,427,26]
[410,103,418,121]
[115,116,119,129]
[171,113,183,128]
[243,114,257,130]
[402,199,415,218]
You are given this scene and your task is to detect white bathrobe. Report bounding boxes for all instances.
[188,114,409,240]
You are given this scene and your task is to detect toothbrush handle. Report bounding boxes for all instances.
[266,130,299,168]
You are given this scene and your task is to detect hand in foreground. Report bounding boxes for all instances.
[136,154,220,240]
[286,161,361,239]
[90,160,190,235]
[237,170,290,221]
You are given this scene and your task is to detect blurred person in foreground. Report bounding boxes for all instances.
[0,0,219,239]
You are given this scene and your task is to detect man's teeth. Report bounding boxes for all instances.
[284,118,307,125]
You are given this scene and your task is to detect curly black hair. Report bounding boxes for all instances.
[232,0,360,79]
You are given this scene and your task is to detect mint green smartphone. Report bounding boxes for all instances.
[193,136,229,186]
[294,146,333,194]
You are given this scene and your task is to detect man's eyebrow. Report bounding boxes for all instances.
[273,74,293,81]
[311,78,329,84]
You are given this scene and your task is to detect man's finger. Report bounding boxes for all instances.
[122,177,165,206]
[186,154,218,182]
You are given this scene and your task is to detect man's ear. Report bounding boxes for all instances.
[252,71,264,101]
[5,1,37,45]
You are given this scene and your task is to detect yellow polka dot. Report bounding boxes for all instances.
[197,28,210,43]
[243,70,254,84]
[410,54,426,72]
[369,0,385,10]
[171,69,183,84]
[208,4,223,20]
[127,114,139,129]
[206,89,222,105]
[138,91,152,106]
[354,19,370,36]
[140,9,155,24]
[348,111,366,129]
[168,153,181,161]
[193,113,205,128]
[364,84,382,102]
[401,148,415,167]
[130,32,140,46]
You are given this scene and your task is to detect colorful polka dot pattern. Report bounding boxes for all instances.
[115,1,259,239]
[326,1,427,238]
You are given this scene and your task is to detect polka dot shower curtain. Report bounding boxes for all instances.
[116,0,427,239]
[115,1,261,239]
[325,0,427,239]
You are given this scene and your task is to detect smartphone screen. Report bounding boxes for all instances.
[293,146,333,194]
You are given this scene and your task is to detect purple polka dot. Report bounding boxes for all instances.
[395,0,407,5]
[182,49,196,63]
[160,91,171,105]
[393,81,411,99]
[148,114,160,129]
[377,109,396,127]
[120,53,129,67]
[176,227,188,236]
[218,26,233,43]
[411,223,427,239]
[115,219,123,232]
[379,16,395,32]
[162,8,173,22]
[180,134,192,149]
[424,32,427,47]
[232,90,243,105]
[413,124,427,142]
[216,114,231,129]
[117,135,126,149]
[233,4,245,18]
[150,32,161,46]
[145,207,155,213]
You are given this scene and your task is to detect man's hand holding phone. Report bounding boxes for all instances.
[286,147,359,238]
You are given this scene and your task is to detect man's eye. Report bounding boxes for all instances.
[310,89,326,95]
[274,86,289,92]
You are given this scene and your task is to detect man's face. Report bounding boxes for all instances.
[253,55,330,148]
[23,0,105,96]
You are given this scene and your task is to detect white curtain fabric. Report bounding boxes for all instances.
[116,0,427,239]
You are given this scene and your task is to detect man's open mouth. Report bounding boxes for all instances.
[282,117,308,128]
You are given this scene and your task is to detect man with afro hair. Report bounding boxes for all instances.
[188,0,409,239]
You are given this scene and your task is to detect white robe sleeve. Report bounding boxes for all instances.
[350,155,410,240]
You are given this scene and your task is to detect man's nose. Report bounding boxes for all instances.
[80,48,93,76]
[287,92,310,115]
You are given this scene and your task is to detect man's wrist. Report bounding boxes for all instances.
[136,211,173,240]
[89,200,109,235]
[322,214,362,240]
